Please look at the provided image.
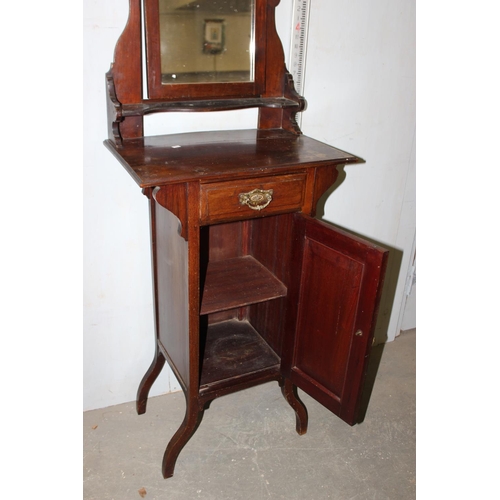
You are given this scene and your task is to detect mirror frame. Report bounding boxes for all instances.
[144,0,267,100]
[106,0,305,144]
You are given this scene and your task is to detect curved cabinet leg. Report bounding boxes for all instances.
[281,379,308,435]
[162,405,205,479]
[136,345,166,415]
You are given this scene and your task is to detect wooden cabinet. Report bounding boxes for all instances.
[104,0,388,479]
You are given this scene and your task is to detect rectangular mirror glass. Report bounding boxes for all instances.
[159,0,255,85]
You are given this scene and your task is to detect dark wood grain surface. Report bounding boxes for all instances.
[104,128,361,187]
[199,319,280,388]
[200,255,287,315]
[200,172,306,224]
[282,214,389,426]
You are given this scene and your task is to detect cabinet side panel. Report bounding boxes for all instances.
[156,203,190,387]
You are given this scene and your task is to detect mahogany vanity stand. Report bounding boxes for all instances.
[104,0,388,479]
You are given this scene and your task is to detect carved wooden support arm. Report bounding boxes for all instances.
[105,68,124,145]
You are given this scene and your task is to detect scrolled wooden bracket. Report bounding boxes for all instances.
[152,185,189,241]
[105,68,124,145]
[107,0,144,142]
[282,72,307,135]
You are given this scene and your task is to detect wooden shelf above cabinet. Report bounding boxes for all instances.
[200,255,287,316]
[121,97,301,116]
[104,128,363,188]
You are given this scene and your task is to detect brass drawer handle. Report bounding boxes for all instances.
[238,188,274,211]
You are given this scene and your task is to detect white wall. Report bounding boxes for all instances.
[302,0,416,343]
[83,0,415,411]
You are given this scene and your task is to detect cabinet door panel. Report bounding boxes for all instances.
[282,214,388,425]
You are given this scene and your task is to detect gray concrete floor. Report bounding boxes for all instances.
[84,329,415,500]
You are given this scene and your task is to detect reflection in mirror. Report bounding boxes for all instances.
[159,0,255,84]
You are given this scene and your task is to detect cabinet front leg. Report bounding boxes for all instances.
[136,343,166,415]
[162,406,205,479]
[281,379,308,435]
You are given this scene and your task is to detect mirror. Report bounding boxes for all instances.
[158,0,255,84]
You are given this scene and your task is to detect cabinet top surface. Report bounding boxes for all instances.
[104,129,362,188]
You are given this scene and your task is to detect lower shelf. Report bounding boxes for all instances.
[199,319,280,392]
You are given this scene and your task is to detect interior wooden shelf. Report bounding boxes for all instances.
[200,255,287,315]
[199,319,280,389]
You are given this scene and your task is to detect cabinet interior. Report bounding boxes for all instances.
[198,214,294,393]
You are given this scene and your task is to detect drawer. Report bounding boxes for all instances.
[200,173,307,223]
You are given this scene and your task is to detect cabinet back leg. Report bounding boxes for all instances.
[281,379,308,435]
[136,345,166,415]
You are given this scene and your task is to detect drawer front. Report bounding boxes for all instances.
[200,173,307,223]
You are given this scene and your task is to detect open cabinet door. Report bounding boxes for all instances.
[282,214,389,426]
